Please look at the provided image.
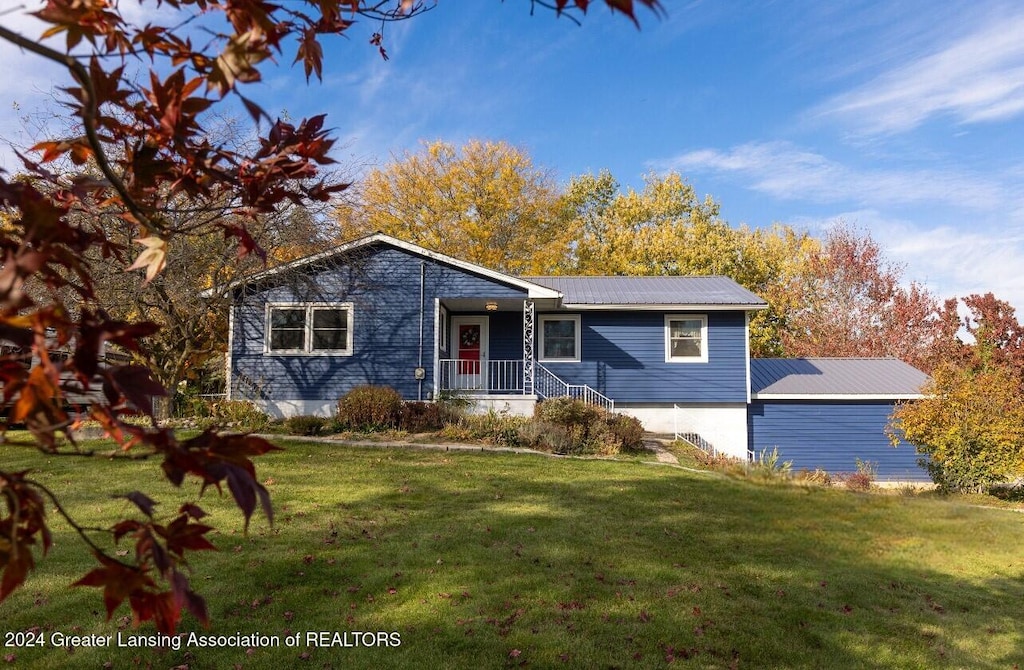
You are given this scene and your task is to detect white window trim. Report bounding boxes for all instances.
[538,314,581,363]
[265,302,354,356]
[438,303,449,353]
[665,314,708,363]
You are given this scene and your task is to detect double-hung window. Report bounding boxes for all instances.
[665,315,707,363]
[539,315,581,362]
[267,303,353,355]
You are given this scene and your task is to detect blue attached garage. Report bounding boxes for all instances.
[748,358,930,482]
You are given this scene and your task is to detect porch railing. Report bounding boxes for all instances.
[437,359,615,412]
[438,359,524,393]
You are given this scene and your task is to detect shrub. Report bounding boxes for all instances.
[839,458,877,491]
[890,364,1024,493]
[537,396,601,428]
[604,414,646,452]
[751,447,792,479]
[528,398,645,455]
[209,400,270,430]
[337,385,403,431]
[517,420,564,453]
[285,415,329,436]
[438,410,527,447]
[400,401,460,432]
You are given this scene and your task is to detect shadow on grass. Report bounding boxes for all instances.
[3,443,1023,669]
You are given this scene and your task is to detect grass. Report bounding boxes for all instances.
[1,438,1023,669]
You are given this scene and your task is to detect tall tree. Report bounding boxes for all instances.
[960,292,1024,376]
[890,292,1024,491]
[890,363,1024,492]
[0,0,661,632]
[90,200,332,392]
[558,171,817,355]
[560,171,724,276]
[333,139,570,274]
[778,225,955,372]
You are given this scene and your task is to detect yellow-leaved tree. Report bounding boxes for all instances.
[890,364,1024,492]
[333,140,571,274]
[556,170,817,355]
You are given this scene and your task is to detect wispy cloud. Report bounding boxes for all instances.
[791,209,1024,308]
[658,141,1009,211]
[813,9,1024,134]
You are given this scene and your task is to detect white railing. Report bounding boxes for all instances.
[536,363,614,412]
[437,359,615,412]
[673,403,718,456]
[438,359,524,393]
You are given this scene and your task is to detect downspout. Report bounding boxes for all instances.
[418,261,425,401]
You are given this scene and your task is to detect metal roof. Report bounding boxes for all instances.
[522,276,768,308]
[750,358,929,398]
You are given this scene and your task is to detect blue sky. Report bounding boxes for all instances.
[3,1,1024,311]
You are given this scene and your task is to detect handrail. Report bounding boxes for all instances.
[436,359,615,412]
[536,363,614,412]
[673,403,717,456]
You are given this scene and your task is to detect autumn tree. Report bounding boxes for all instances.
[960,292,1024,376]
[777,224,956,372]
[889,294,1024,491]
[559,171,724,275]
[333,139,570,274]
[890,363,1024,492]
[90,195,333,395]
[0,0,661,633]
[557,170,817,355]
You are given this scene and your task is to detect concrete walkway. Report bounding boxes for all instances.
[644,439,680,465]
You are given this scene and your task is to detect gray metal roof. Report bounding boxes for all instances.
[522,276,768,308]
[750,358,929,397]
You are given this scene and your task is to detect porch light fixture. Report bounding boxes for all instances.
[485,301,499,311]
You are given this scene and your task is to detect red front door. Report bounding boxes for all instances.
[458,323,481,375]
[451,317,488,390]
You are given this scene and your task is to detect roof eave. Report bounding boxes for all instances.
[200,232,561,300]
[562,303,769,311]
[751,392,924,401]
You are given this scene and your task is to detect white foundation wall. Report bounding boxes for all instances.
[616,403,750,460]
[257,399,337,419]
[463,395,538,417]
[256,396,539,420]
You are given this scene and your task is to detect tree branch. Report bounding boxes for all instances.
[24,477,135,570]
[0,25,163,234]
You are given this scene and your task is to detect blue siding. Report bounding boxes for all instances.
[540,311,749,403]
[231,244,527,402]
[748,401,928,481]
[230,240,752,407]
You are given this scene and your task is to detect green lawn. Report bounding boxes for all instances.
[1,439,1022,669]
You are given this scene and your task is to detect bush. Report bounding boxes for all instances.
[525,398,645,455]
[604,414,646,452]
[516,420,571,453]
[890,364,1024,493]
[209,400,270,430]
[838,459,877,491]
[285,415,329,436]
[459,410,528,448]
[337,385,403,431]
[536,396,601,428]
[400,401,460,432]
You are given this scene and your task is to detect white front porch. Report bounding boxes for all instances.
[436,357,614,412]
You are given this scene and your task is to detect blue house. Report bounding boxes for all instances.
[218,232,928,479]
